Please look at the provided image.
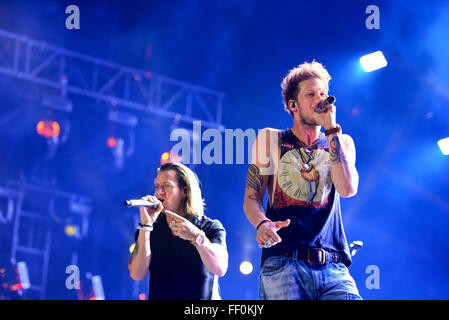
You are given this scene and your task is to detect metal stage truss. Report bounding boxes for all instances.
[0,28,225,129]
[0,177,92,300]
[0,27,226,299]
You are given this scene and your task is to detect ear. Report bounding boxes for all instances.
[288,100,297,114]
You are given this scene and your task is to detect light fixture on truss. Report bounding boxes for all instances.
[106,110,137,171]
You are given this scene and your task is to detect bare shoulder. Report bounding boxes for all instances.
[251,127,280,174]
[257,127,281,135]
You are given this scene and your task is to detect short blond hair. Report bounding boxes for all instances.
[158,162,205,217]
[281,61,332,115]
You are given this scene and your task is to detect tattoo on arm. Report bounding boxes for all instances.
[329,136,348,165]
[128,242,139,265]
[246,164,263,191]
[247,194,266,213]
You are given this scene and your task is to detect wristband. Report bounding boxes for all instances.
[324,124,342,136]
[138,222,154,231]
[256,219,271,231]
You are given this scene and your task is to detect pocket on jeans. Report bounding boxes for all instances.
[261,256,288,277]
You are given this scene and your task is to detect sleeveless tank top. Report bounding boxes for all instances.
[261,129,352,267]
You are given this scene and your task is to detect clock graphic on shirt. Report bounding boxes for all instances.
[277,149,332,203]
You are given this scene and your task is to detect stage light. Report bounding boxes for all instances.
[160,151,182,165]
[107,136,118,148]
[17,262,30,290]
[0,260,29,298]
[92,275,105,300]
[161,152,170,164]
[437,137,449,155]
[239,261,253,275]
[36,119,61,138]
[360,51,387,72]
[64,224,77,237]
[107,110,137,171]
[139,293,146,300]
[349,240,364,257]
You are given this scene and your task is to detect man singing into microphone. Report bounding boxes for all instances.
[243,61,362,300]
[128,162,228,299]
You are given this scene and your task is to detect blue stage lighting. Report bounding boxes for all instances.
[437,137,449,155]
[360,51,387,72]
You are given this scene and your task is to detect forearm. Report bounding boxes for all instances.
[243,192,268,228]
[196,240,228,277]
[243,163,269,228]
[331,161,359,197]
[328,133,359,197]
[128,229,152,280]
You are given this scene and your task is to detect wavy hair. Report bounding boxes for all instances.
[158,162,205,217]
[281,61,332,116]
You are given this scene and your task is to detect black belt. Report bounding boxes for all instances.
[280,248,343,265]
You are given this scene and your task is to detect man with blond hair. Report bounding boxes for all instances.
[129,162,228,299]
[243,61,362,300]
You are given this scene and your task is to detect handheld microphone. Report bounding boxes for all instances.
[314,96,336,114]
[124,199,161,208]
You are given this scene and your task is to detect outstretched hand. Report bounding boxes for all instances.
[256,219,290,248]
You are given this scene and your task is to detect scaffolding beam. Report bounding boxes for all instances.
[0,28,225,129]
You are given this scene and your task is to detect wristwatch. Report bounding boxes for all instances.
[192,230,206,247]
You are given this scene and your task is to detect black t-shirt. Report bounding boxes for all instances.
[134,214,226,300]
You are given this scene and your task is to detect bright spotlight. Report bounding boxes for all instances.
[138,293,146,300]
[239,261,253,275]
[64,225,77,237]
[106,136,118,148]
[360,51,387,72]
[438,137,449,155]
[160,152,182,165]
[17,261,30,290]
[161,152,170,164]
[36,119,61,138]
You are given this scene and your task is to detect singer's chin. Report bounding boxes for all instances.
[302,118,320,127]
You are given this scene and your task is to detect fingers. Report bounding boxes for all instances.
[322,104,335,114]
[140,195,163,210]
[275,219,290,230]
[139,195,163,225]
[168,220,179,236]
[164,210,185,222]
[167,218,197,241]
[257,219,290,248]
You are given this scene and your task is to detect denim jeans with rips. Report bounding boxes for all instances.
[259,256,362,300]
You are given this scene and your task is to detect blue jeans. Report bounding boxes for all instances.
[259,256,362,300]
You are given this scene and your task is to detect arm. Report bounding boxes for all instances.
[313,99,359,198]
[165,210,228,277]
[243,128,290,247]
[243,128,273,228]
[194,236,228,277]
[128,229,151,281]
[243,164,270,228]
[128,195,163,281]
[328,132,359,198]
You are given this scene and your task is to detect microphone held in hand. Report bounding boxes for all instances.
[124,199,161,208]
[314,96,336,114]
